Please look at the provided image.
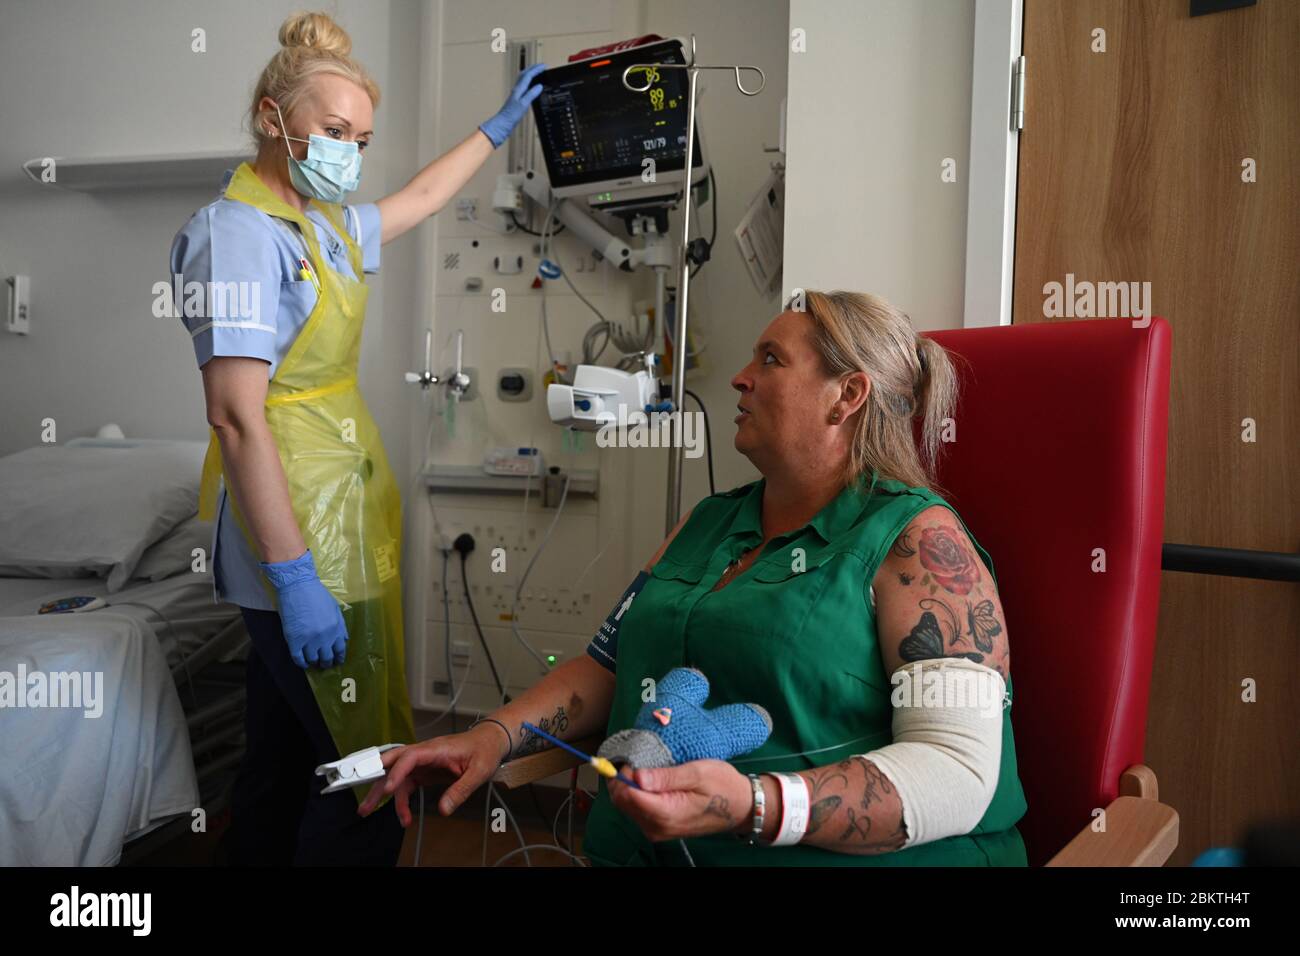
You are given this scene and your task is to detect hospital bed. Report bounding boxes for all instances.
[0,438,250,866]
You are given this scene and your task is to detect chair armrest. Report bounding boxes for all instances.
[490,735,603,789]
[1045,796,1179,866]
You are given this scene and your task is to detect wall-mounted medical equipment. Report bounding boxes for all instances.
[529,37,711,209]
[734,163,786,298]
[5,275,30,335]
[546,357,660,431]
[497,367,533,402]
[493,254,524,275]
[516,36,764,531]
[422,463,599,500]
[483,447,544,478]
[405,328,472,401]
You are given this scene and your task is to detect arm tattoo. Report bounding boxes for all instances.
[965,598,1003,654]
[804,763,849,835]
[890,530,917,559]
[799,758,907,854]
[860,756,895,810]
[703,795,732,822]
[916,525,981,596]
[891,520,1011,679]
[514,704,571,756]
[898,598,984,664]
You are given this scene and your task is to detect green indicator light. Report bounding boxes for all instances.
[547,654,558,666]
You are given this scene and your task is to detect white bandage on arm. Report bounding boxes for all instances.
[857,657,1006,849]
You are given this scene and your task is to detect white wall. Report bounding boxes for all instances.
[784,0,976,333]
[0,0,422,493]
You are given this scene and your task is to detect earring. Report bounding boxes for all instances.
[830,410,840,422]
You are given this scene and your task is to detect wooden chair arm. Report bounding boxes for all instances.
[1045,795,1179,866]
[490,736,603,789]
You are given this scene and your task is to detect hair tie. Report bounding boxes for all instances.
[916,343,928,374]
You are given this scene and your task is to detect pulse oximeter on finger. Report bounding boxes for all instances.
[314,744,403,794]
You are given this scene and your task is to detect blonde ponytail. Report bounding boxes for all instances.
[795,290,962,496]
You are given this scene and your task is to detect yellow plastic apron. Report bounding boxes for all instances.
[198,162,415,779]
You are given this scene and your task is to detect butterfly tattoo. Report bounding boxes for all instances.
[965,599,1002,654]
[899,610,983,664]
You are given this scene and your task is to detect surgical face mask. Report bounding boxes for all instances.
[273,103,363,204]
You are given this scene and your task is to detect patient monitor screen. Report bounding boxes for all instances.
[532,38,703,193]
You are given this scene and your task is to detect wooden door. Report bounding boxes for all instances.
[1013,0,1299,864]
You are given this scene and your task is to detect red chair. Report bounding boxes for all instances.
[493,316,1179,866]
[923,317,1177,865]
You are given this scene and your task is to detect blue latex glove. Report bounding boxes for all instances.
[479,62,548,148]
[598,668,772,769]
[259,550,348,669]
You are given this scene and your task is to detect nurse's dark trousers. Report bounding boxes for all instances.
[225,606,405,866]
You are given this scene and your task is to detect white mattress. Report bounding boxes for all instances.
[0,572,243,865]
[0,572,242,670]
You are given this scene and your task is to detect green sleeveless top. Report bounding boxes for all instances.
[582,470,1028,866]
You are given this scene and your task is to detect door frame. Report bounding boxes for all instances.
[964,0,1024,328]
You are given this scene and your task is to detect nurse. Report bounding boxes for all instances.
[170,11,545,865]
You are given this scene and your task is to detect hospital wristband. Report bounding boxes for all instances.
[771,772,811,846]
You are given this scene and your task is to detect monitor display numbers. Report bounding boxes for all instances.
[531,39,702,192]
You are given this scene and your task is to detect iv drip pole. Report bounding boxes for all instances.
[622,36,765,535]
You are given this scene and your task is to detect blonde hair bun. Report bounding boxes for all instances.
[250,11,378,150]
[278,11,352,56]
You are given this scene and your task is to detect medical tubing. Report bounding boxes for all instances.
[730,731,888,765]
[414,787,425,866]
[460,550,506,697]
[493,310,546,704]
[509,209,565,237]
[495,472,569,713]
[552,789,576,855]
[583,320,611,364]
[552,786,595,860]
[493,843,584,867]
[687,167,720,280]
[508,473,570,671]
[106,600,199,709]
[491,234,571,708]
[443,549,457,731]
[485,782,532,866]
[539,202,562,376]
[571,535,614,592]
[464,211,511,235]
[683,388,715,495]
[424,655,473,729]
[424,557,474,729]
[556,249,609,324]
[538,201,613,370]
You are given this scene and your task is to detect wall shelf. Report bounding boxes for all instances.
[20,150,250,191]
[422,464,599,500]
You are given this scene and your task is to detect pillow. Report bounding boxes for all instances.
[132,515,215,582]
[0,441,207,592]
